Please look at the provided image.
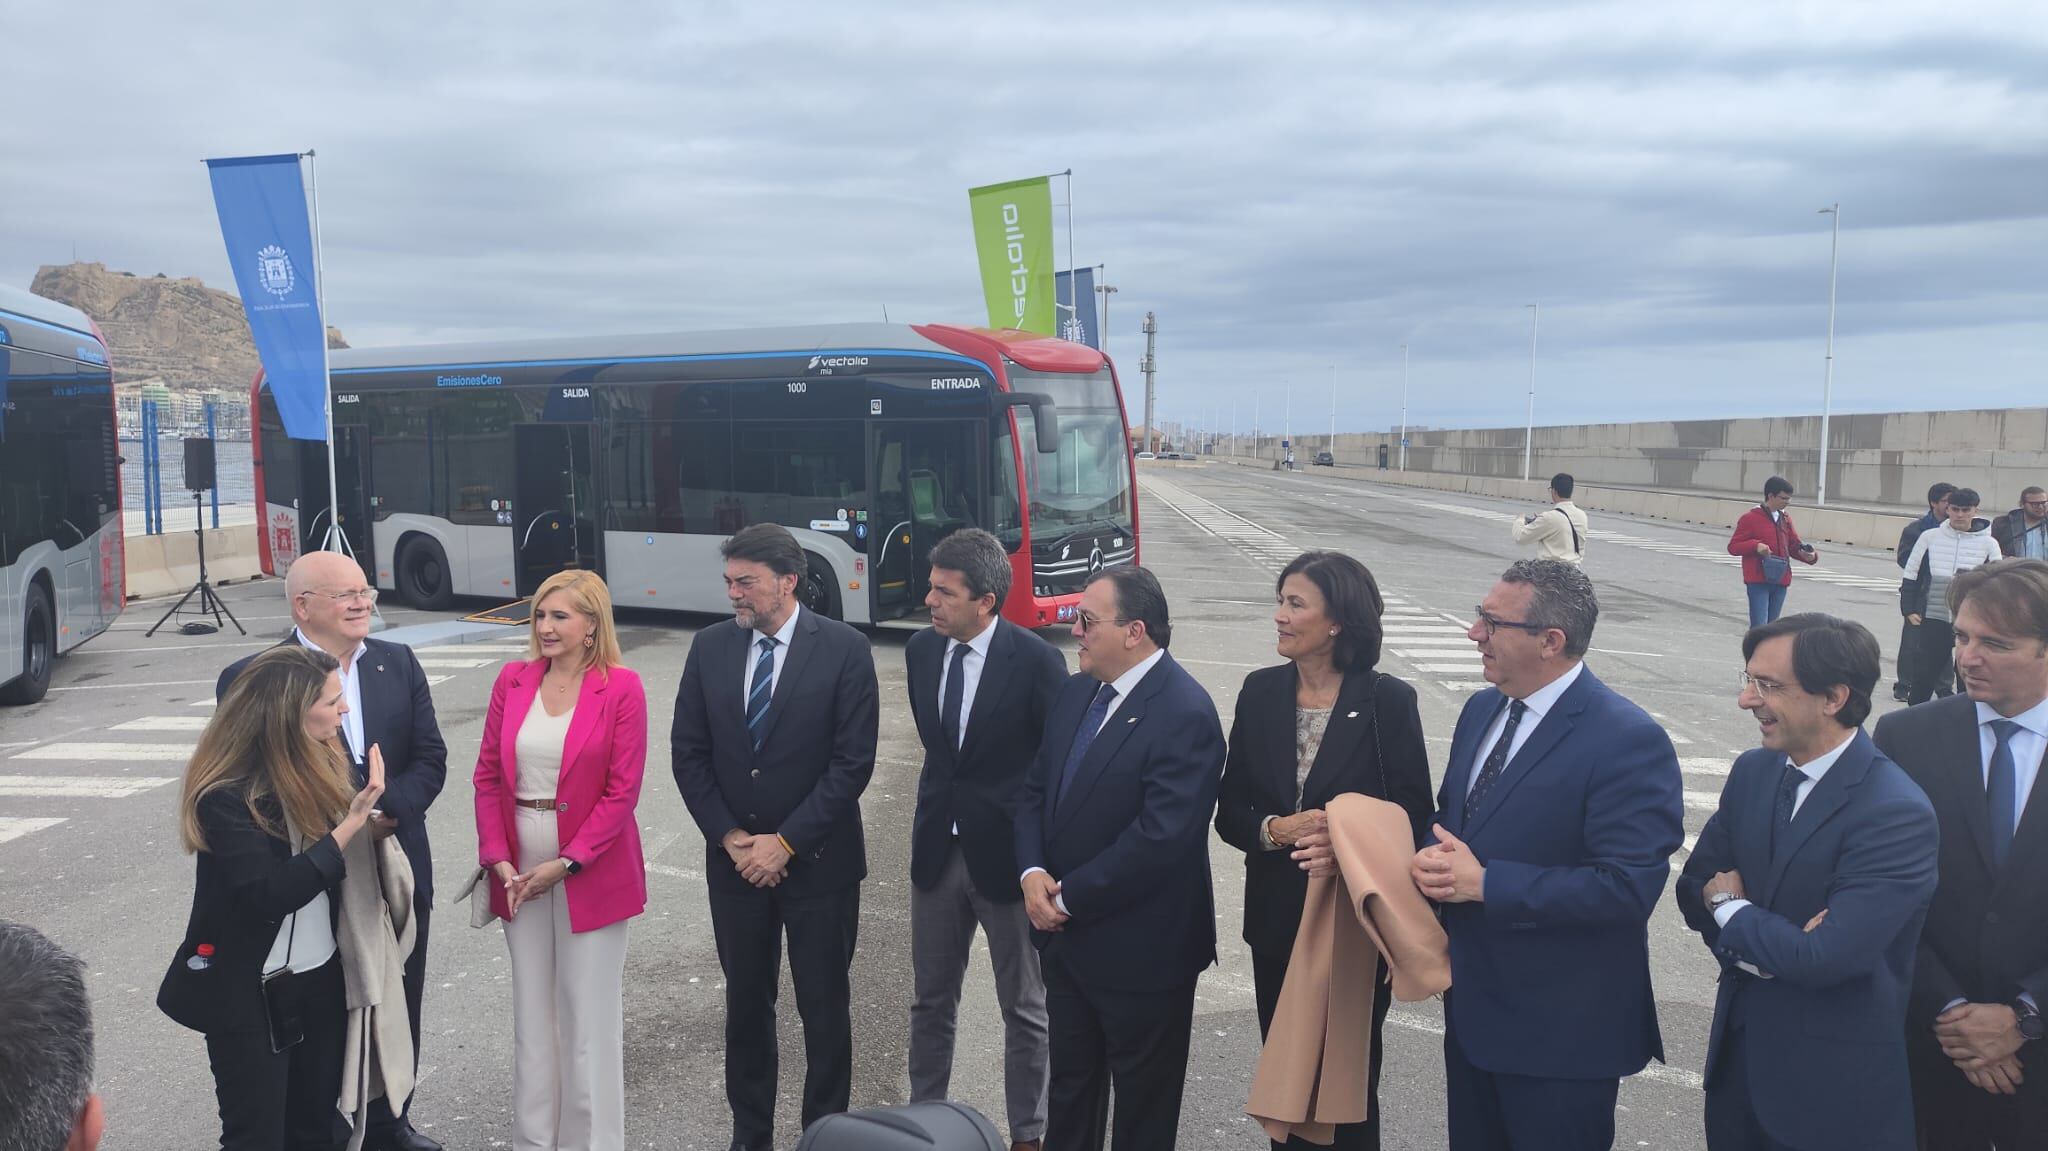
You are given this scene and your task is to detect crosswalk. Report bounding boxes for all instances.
[0,642,528,850]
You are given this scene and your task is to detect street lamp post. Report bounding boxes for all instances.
[1523,304,1539,482]
[1097,277,1117,364]
[1817,204,1840,506]
[1399,342,1410,471]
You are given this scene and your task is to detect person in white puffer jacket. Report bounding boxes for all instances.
[1900,487,2003,704]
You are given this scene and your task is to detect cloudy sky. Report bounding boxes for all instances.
[5,1,2041,434]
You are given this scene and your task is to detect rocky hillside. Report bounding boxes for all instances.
[29,262,346,389]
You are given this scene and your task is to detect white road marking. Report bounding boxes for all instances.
[427,675,454,687]
[415,657,494,669]
[112,716,213,732]
[0,817,67,845]
[645,862,703,881]
[46,679,217,692]
[1387,637,1480,647]
[10,743,196,762]
[0,775,179,798]
[188,699,218,708]
[1436,681,1489,691]
[1685,789,1723,810]
[1681,758,1733,776]
[1414,662,1485,673]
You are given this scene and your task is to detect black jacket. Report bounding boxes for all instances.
[671,608,880,895]
[157,784,346,1036]
[1214,664,1433,955]
[1896,510,1940,569]
[905,620,1066,903]
[219,635,447,900]
[1993,508,2047,560]
[1873,695,2048,1032]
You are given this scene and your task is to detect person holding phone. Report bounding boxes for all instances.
[1729,476,1820,627]
[159,645,388,1151]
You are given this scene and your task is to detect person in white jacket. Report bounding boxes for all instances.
[1511,473,1589,565]
[1900,487,2003,704]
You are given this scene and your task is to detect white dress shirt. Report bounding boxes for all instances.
[1466,660,1585,794]
[1022,647,1168,912]
[937,617,999,750]
[1978,698,2048,835]
[740,605,803,701]
[1713,727,1860,936]
[296,629,367,764]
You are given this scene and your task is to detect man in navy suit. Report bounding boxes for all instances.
[1014,566,1226,1151]
[1412,559,1683,1151]
[1678,613,1939,1150]
[215,550,448,1151]
[905,529,1066,1151]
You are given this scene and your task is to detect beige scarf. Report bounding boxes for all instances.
[334,830,418,1151]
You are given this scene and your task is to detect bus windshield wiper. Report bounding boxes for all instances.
[1043,519,1128,551]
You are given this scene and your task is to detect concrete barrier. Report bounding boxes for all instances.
[125,524,265,600]
[1220,459,1912,548]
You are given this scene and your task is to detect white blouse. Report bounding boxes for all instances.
[515,701,576,800]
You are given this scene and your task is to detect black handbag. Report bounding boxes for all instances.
[259,907,307,1053]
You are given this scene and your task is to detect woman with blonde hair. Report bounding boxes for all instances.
[474,569,648,1151]
[157,644,388,1150]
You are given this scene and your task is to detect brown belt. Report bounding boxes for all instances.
[514,797,560,811]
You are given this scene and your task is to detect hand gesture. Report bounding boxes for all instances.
[737,834,792,888]
[347,746,387,821]
[1268,809,1325,849]
[1413,825,1485,903]
[1291,826,1337,879]
[1022,870,1069,932]
[491,860,524,919]
[511,859,571,912]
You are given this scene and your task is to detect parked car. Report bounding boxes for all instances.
[1313,451,1335,466]
[1135,451,1157,460]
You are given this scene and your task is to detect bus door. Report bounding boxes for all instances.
[297,426,374,563]
[869,421,982,618]
[512,423,597,597]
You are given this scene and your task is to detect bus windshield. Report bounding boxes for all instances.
[1007,368,1133,541]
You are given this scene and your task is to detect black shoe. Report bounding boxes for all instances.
[369,1123,443,1151]
[1893,684,1912,702]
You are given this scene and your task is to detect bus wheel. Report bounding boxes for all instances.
[397,537,456,611]
[0,584,55,705]
[798,552,842,621]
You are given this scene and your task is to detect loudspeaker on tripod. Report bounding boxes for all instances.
[183,437,216,492]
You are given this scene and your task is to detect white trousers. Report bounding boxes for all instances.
[505,805,629,1151]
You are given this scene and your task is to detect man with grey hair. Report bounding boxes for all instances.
[0,920,104,1151]
[904,529,1067,1151]
[1413,559,1683,1151]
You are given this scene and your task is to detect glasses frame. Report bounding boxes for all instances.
[1074,610,1131,632]
[1738,670,1791,697]
[298,587,379,605]
[1472,607,1550,640]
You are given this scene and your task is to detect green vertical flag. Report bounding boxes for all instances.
[968,176,1056,334]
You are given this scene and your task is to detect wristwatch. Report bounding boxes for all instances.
[2015,999,2044,1042]
[560,857,583,876]
[1707,891,1739,910]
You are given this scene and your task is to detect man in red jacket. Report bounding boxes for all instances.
[1728,475,1820,627]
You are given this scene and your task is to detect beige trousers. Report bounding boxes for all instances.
[506,805,628,1151]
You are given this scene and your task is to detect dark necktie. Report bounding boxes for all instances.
[1056,682,1120,808]
[1988,719,2021,866]
[942,642,970,751]
[1771,762,1804,858]
[746,636,777,749]
[1465,699,1527,814]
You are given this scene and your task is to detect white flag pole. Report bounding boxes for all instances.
[302,149,346,558]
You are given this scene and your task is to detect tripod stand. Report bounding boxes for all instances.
[147,490,246,638]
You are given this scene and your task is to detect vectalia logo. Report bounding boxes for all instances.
[809,354,870,370]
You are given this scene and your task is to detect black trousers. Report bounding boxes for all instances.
[1909,1032,2048,1150]
[205,956,349,1151]
[1041,941,1198,1151]
[1442,1020,1619,1151]
[1896,617,1918,692]
[1703,1020,1797,1151]
[366,895,430,1133]
[708,879,860,1148]
[1908,618,1958,705]
[1252,947,1391,1151]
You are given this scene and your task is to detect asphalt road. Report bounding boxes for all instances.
[0,460,1920,1150]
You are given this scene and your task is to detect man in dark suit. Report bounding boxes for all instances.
[1411,558,1683,1151]
[672,524,880,1151]
[1873,558,2048,1148]
[905,529,1066,1151]
[216,549,447,1151]
[1014,565,1226,1151]
[1678,613,1939,1150]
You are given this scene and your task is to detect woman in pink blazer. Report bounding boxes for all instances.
[474,569,647,1151]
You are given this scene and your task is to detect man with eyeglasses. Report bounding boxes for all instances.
[1410,559,1682,1151]
[216,549,449,1151]
[1875,559,2048,1148]
[1014,566,1226,1151]
[1676,614,1937,1151]
[1993,486,2048,562]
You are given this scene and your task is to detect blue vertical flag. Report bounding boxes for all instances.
[204,154,329,441]
[1054,266,1100,348]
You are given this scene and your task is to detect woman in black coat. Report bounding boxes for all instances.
[1215,551,1434,1151]
[158,645,386,1151]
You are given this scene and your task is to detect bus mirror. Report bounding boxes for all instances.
[1002,392,1060,454]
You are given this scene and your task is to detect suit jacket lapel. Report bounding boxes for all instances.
[355,641,394,766]
[1762,732,1872,902]
[958,624,1014,764]
[501,660,544,789]
[1734,754,1775,893]
[1262,665,1300,812]
[908,631,942,759]
[1053,657,1169,827]
[1441,692,1505,837]
[555,669,609,790]
[1942,699,1997,875]
[1299,668,1378,807]
[749,610,818,753]
[1463,676,1591,842]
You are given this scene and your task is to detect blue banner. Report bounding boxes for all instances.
[205,154,328,441]
[1055,266,1099,348]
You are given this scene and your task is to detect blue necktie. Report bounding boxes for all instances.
[942,642,969,751]
[1988,719,2021,866]
[1056,682,1119,808]
[1465,699,1526,815]
[746,636,777,750]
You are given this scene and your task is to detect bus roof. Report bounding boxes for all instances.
[329,322,1106,375]
[0,284,104,343]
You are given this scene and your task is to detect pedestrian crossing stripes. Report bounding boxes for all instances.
[0,775,179,798]
[0,817,66,845]
[112,716,212,732]
[11,742,197,761]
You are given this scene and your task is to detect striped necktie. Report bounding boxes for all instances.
[747,636,777,749]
